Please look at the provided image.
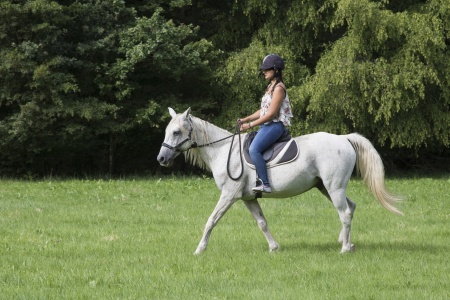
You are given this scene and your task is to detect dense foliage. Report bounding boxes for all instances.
[0,0,448,176]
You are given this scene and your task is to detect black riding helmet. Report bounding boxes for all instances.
[259,54,285,70]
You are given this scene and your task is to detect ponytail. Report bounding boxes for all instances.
[269,69,283,94]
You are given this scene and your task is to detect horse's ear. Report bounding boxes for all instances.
[168,107,177,118]
[182,107,191,119]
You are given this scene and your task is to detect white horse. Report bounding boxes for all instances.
[157,107,403,255]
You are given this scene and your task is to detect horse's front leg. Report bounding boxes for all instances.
[194,192,239,255]
[243,199,279,252]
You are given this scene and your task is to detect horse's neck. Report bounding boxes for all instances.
[185,117,231,171]
[191,117,231,144]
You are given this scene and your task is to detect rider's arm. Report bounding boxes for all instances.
[240,109,261,124]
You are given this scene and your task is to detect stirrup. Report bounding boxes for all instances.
[252,185,272,193]
[252,179,271,193]
[254,178,263,187]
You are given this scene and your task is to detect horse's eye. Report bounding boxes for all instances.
[173,130,181,136]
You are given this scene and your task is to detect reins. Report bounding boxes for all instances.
[226,120,244,181]
[191,132,234,148]
[195,120,244,181]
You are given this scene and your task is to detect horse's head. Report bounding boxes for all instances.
[157,107,196,167]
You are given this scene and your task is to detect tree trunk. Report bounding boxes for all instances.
[109,134,117,176]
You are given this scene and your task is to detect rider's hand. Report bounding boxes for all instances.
[240,123,251,132]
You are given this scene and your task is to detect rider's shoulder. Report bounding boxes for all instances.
[274,82,286,91]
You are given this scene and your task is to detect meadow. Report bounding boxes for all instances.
[0,175,448,299]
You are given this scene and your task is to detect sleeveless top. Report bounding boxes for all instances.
[260,82,293,126]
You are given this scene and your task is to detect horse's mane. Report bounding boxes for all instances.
[183,116,229,171]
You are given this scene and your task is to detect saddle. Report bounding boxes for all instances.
[243,129,299,169]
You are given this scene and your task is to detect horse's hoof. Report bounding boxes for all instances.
[193,248,205,255]
[340,244,356,254]
[269,243,280,252]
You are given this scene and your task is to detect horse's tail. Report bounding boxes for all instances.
[345,133,403,215]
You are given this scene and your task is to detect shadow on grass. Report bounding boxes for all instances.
[281,241,449,254]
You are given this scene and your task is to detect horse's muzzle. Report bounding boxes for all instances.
[157,148,176,167]
[157,154,171,167]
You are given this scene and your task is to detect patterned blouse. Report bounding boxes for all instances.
[260,82,293,126]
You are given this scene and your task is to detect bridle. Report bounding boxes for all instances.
[161,125,198,152]
[161,119,244,180]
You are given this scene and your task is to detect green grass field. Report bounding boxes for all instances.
[1,175,449,299]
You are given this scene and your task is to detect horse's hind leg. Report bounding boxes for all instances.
[319,187,356,253]
[339,197,356,245]
[243,199,279,252]
[331,189,356,253]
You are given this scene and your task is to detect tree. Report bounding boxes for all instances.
[216,0,449,166]
[0,0,448,176]
[0,0,217,176]
[299,0,450,151]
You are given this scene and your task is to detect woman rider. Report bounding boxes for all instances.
[238,54,293,193]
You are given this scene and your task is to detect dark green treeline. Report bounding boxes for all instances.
[1,0,448,177]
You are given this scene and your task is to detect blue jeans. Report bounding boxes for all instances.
[249,122,286,186]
